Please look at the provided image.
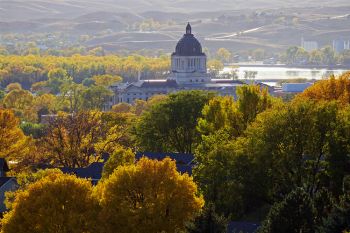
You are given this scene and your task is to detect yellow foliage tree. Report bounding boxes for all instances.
[216,48,231,63]
[111,102,132,113]
[3,89,34,120]
[92,74,122,87]
[5,83,22,92]
[0,109,30,159]
[207,59,224,77]
[197,96,244,137]
[101,147,135,179]
[1,173,99,233]
[97,157,204,233]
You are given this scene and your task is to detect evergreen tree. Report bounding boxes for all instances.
[186,203,228,233]
[320,195,350,233]
[259,188,315,233]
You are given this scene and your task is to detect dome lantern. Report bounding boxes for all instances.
[186,22,192,34]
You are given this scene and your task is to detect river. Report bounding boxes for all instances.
[222,66,348,86]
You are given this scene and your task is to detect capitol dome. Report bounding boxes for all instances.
[173,23,205,56]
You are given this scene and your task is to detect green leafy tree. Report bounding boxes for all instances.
[58,82,85,113]
[81,85,113,110]
[194,137,266,217]
[20,122,46,139]
[322,46,337,65]
[242,101,340,196]
[313,188,334,226]
[134,91,212,153]
[47,68,72,94]
[237,85,274,125]
[197,96,244,138]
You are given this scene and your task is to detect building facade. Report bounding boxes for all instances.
[109,23,245,106]
[333,39,350,53]
[301,37,318,52]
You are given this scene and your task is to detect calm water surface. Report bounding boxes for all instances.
[223,66,348,85]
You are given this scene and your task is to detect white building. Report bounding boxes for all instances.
[301,37,318,52]
[333,39,350,53]
[282,83,313,93]
[109,23,247,106]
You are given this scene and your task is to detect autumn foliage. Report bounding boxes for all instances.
[1,158,203,233]
[0,109,30,159]
[1,173,99,233]
[297,72,350,104]
[97,157,204,233]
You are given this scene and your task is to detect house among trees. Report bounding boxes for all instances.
[61,152,194,184]
[0,159,18,214]
[60,162,104,185]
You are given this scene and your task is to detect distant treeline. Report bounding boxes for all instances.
[0,54,170,89]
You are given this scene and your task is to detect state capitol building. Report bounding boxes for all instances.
[110,23,246,105]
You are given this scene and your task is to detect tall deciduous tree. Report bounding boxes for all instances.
[41,111,126,168]
[97,157,204,233]
[0,109,30,159]
[237,85,274,124]
[134,90,212,153]
[197,96,244,138]
[3,89,34,119]
[241,100,350,197]
[81,85,113,110]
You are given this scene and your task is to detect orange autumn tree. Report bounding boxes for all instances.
[297,72,350,104]
[97,157,204,233]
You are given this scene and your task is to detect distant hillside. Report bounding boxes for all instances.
[1,0,350,54]
[1,0,350,21]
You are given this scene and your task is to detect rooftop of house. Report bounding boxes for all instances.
[227,221,260,233]
[0,177,15,187]
[61,162,104,185]
[60,152,195,184]
[0,158,9,173]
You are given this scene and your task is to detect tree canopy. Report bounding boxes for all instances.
[134,90,213,153]
[97,157,204,233]
[1,173,99,233]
